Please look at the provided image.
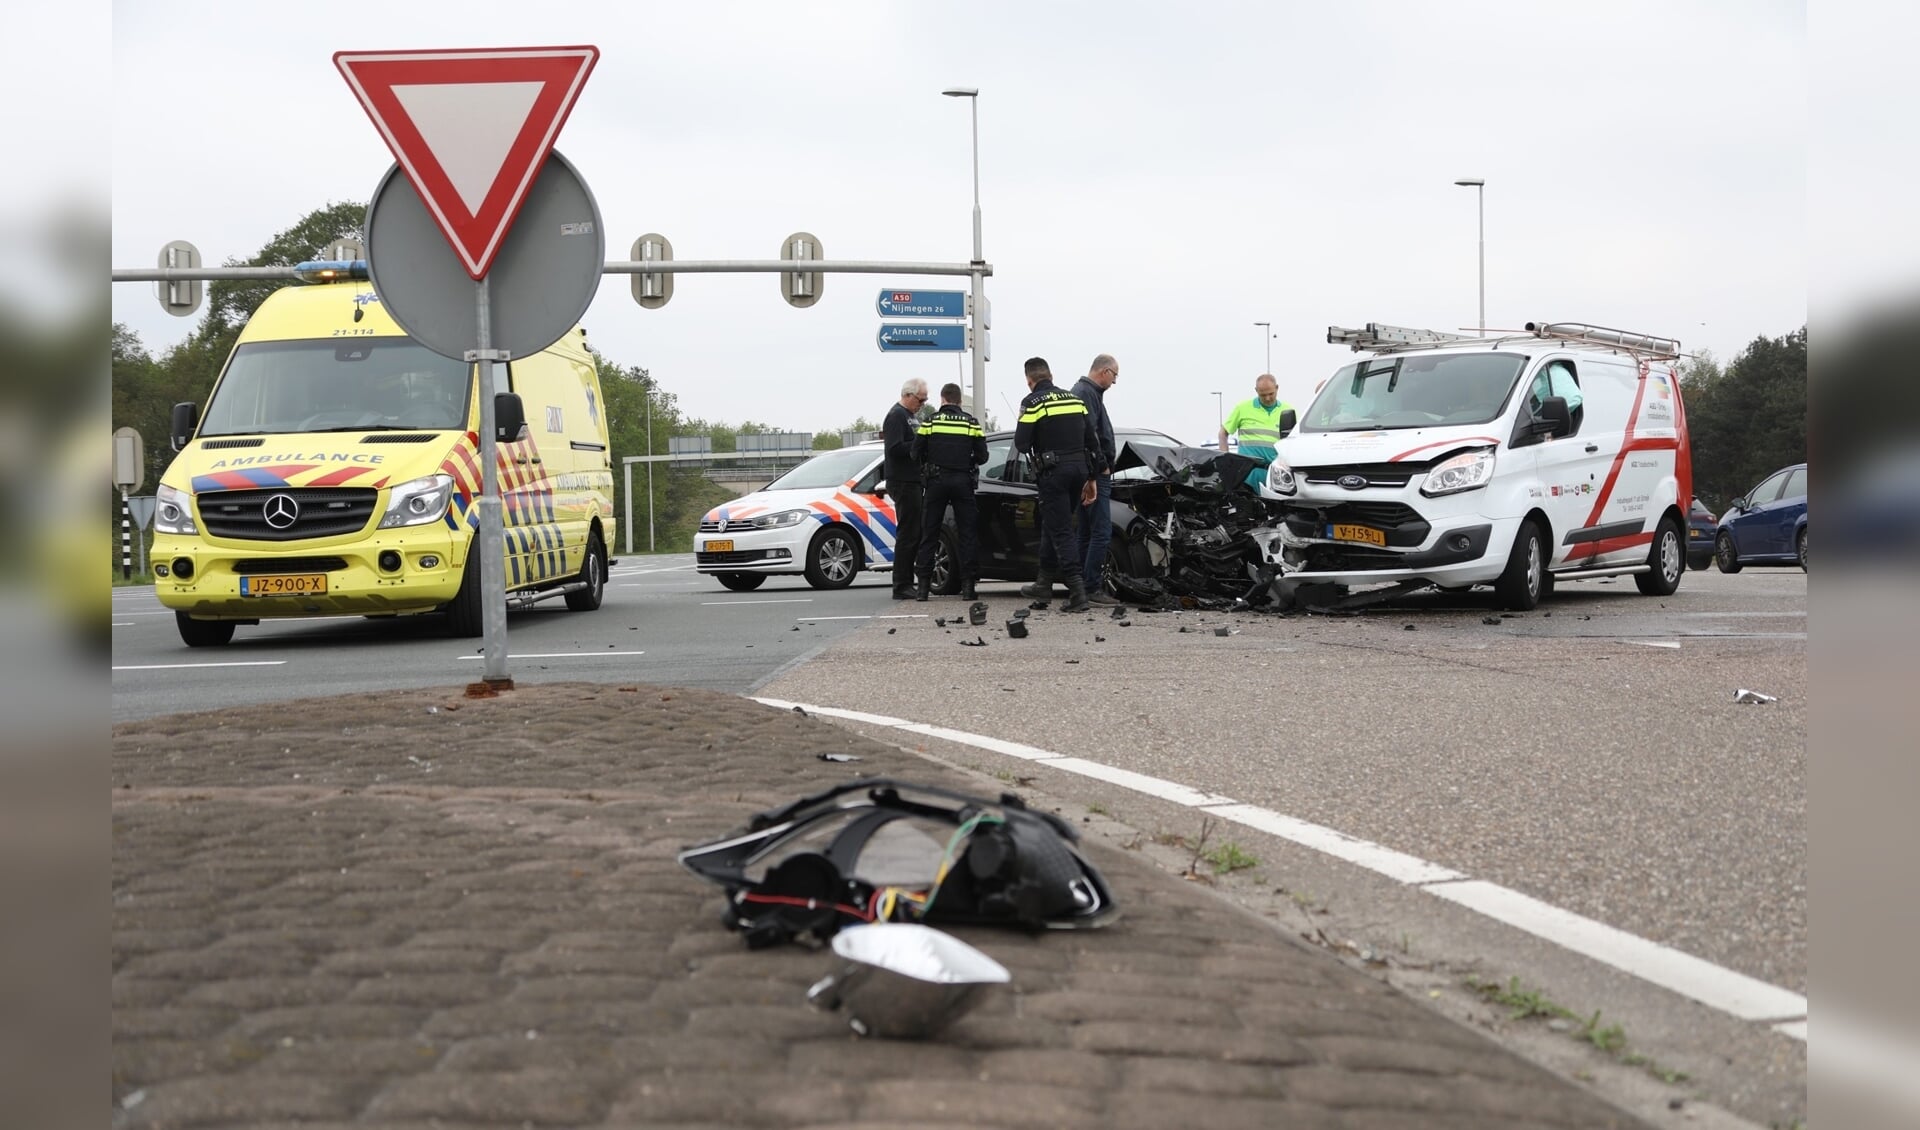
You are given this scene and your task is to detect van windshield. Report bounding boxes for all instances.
[198,337,472,436]
[1300,352,1527,432]
[762,447,881,491]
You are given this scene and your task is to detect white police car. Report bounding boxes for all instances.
[695,442,900,591]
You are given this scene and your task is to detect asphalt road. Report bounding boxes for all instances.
[111,557,1808,1126]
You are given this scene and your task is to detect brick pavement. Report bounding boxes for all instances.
[112,682,1648,1128]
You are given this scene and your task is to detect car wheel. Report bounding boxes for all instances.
[444,553,484,637]
[564,530,607,611]
[175,611,235,648]
[1688,551,1712,571]
[928,530,961,595]
[1635,516,1684,596]
[717,572,766,592]
[1797,527,1808,572]
[1494,519,1545,611]
[803,526,861,590]
[1714,531,1742,574]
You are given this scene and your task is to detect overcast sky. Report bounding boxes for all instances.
[110,1,1810,446]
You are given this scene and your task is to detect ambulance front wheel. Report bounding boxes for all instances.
[444,555,484,638]
[175,612,235,648]
[804,526,861,590]
[564,530,607,611]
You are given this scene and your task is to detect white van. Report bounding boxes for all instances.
[1258,321,1692,610]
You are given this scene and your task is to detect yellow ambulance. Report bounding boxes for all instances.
[151,261,616,647]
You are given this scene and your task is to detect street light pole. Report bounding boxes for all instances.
[944,87,985,420]
[643,370,655,553]
[1212,391,1224,429]
[1253,321,1272,372]
[1454,178,1485,336]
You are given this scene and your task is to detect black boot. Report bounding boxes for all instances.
[959,578,977,601]
[1019,567,1054,602]
[914,575,931,601]
[1061,574,1090,613]
[892,567,914,600]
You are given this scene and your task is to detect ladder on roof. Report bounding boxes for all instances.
[1326,320,1680,360]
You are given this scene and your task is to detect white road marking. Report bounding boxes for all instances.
[1624,639,1682,648]
[700,598,813,606]
[794,614,930,621]
[455,651,646,661]
[113,661,289,671]
[612,564,696,575]
[113,622,134,627]
[757,695,1812,1041]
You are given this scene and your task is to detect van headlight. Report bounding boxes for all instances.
[155,482,197,534]
[1421,449,1497,496]
[378,474,454,528]
[750,509,811,529]
[1263,463,1297,497]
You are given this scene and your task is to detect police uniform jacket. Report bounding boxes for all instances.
[1014,380,1108,473]
[911,405,989,475]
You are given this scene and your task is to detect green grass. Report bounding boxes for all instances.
[1202,842,1258,875]
[1465,975,1688,1085]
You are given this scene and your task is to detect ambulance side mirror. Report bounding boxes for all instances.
[170,402,199,451]
[494,393,527,443]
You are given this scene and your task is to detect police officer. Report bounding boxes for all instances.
[1014,357,1108,612]
[883,378,929,599]
[910,382,989,601]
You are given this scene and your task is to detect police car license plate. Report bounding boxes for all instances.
[1328,523,1386,548]
[241,574,327,596]
[705,539,735,553]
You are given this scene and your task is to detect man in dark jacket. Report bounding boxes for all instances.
[1013,357,1107,612]
[1071,354,1120,605]
[909,382,989,600]
[883,378,929,599]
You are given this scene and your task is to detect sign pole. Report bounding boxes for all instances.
[120,488,132,580]
[471,277,511,686]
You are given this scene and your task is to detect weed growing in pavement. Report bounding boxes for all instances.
[1087,802,1109,816]
[1203,842,1258,875]
[1466,975,1689,1085]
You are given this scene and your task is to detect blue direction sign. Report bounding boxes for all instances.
[877,323,967,352]
[877,289,967,318]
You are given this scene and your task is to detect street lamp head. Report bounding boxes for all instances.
[1454,178,1485,187]
[942,87,979,98]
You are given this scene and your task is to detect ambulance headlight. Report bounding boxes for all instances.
[1421,449,1497,496]
[379,474,454,528]
[155,482,197,535]
[750,509,811,529]
[1263,463,1297,497]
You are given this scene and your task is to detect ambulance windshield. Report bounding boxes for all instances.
[1300,352,1526,432]
[198,337,471,436]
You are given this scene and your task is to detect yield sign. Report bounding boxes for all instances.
[334,46,599,279]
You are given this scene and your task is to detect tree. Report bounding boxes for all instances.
[1682,328,1806,510]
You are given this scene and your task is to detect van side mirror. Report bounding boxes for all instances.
[170,402,199,451]
[494,392,527,443]
[1277,408,1297,438]
[1534,396,1573,439]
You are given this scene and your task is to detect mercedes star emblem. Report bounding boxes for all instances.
[262,493,300,530]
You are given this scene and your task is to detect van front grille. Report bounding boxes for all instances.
[197,488,379,542]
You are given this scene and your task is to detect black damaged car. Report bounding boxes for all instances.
[920,428,1278,605]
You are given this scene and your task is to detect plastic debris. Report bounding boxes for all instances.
[790,625,801,632]
[792,705,808,717]
[1213,626,1231,637]
[1006,619,1028,638]
[1481,616,1502,625]
[1733,688,1778,704]
[1178,625,1191,633]
[1013,608,1031,619]
[1117,619,1132,627]
[1094,635,1106,643]
[807,922,1012,1039]
[887,627,896,634]
[819,753,862,762]
[1404,624,1417,631]
[969,602,987,626]
[935,617,947,627]
[959,636,988,647]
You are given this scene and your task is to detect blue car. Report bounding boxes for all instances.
[1715,463,1808,573]
[1687,496,1716,570]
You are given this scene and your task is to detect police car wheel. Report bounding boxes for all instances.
[717,572,766,592]
[804,527,861,589]
[565,530,607,611]
[1635,516,1684,596]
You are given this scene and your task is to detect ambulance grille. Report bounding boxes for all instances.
[198,488,379,542]
[201,438,265,450]
[360,433,439,443]
[232,557,349,574]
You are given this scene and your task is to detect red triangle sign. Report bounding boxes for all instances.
[335,46,599,279]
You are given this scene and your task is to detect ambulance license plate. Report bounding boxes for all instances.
[241,574,328,596]
[705,539,735,553]
[1328,523,1387,548]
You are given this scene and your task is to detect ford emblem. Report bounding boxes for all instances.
[1336,474,1368,491]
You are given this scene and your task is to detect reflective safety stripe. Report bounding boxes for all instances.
[920,417,984,437]
[1018,392,1089,424]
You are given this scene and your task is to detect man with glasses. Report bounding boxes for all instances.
[1072,354,1121,605]
[883,378,930,600]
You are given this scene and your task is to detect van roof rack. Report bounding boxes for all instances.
[1327,320,1680,360]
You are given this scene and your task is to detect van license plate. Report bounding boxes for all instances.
[241,574,328,596]
[705,539,734,553]
[1328,523,1387,548]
